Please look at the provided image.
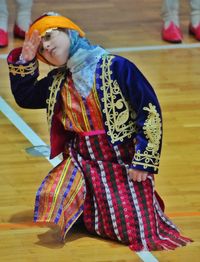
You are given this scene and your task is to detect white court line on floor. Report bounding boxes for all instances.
[0,97,159,262]
[136,251,159,262]
[107,42,200,53]
[1,42,200,60]
[0,96,61,167]
[0,54,7,59]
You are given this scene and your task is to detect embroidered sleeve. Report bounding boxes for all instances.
[132,103,162,172]
[125,63,163,174]
[7,48,55,109]
[8,60,38,77]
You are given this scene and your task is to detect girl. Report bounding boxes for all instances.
[7,12,192,252]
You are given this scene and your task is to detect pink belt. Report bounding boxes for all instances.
[79,130,106,136]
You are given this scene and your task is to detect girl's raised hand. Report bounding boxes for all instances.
[21,30,41,62]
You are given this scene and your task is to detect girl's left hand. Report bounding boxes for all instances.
[128,169,149,182]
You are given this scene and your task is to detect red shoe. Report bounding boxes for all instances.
[0,29,8,47]
[162,22,183,43]
[189,23,200,41]
[13,24,26,39]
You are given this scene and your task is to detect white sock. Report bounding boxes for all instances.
[0,0,8,31]
[15,0,33,31]
[161,0,180,28]
[190,0,200,27]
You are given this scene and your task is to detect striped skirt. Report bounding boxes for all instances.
[34,133,192,251]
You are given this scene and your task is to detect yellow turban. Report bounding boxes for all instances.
[28,15,85,37]
[27,14,85,64]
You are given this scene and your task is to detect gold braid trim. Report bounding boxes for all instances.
[132,103,162,171]
[100,55,137,144]
[46,71,66,127]
[8,61,38,77]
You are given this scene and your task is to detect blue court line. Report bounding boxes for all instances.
[136,251,158,262]
[0,96,61,167]
[0,54,7,59]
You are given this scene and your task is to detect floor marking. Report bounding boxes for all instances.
[1,42,200,61]
[167,211,200,217]
[0,96,61,167]
[107,42,200,53]
[136,251,159,262]
[0,53,7,59]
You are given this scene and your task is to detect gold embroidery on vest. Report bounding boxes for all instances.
[100,55,137,144]
[92,79,102,112]
[8,61,38,77]
[132,103,162,171]
[46,71,66,126]
[64,80,89,132]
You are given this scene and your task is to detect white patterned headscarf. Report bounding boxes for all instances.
[67,30,108,97]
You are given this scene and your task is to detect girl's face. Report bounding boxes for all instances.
[38,29,70,66]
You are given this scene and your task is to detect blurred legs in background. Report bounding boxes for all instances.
[161,0,200,43]
[0,0,33,47]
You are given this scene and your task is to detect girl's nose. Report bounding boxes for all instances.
[43,41,50,50]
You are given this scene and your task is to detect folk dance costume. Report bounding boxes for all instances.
[7,13,192,252]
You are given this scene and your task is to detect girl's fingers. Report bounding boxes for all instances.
[24,32,29,43]
[128,169,149,182]
[31,30,41,46]
[141,172,148,181]
[136,175,142,182]
[23,30,41,59]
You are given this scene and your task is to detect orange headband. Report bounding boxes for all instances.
[28,15,85,37]
[27,15,85,64]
